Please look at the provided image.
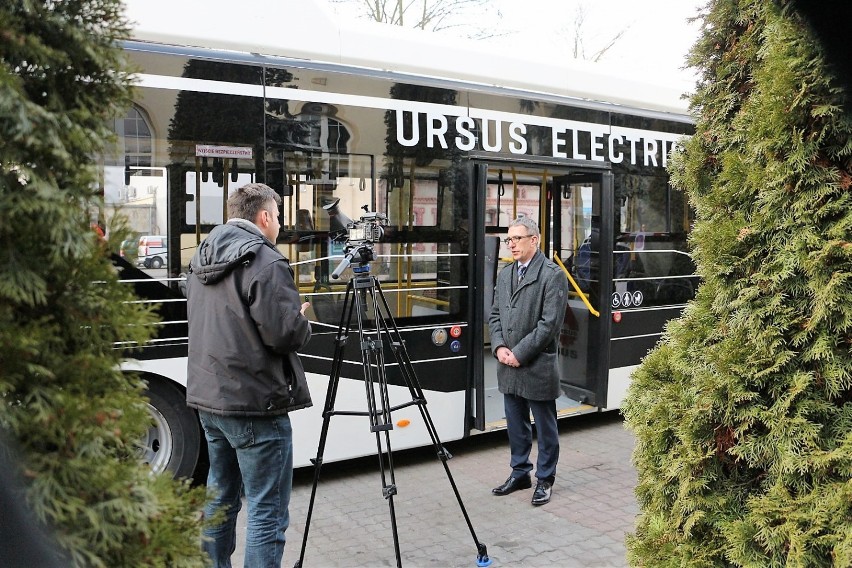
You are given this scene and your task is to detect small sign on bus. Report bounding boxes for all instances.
[195,144,253,159]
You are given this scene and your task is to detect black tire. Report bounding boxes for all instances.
[150,256,163,269]
[141,376,203,480]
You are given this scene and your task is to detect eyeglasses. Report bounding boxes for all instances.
[503,235,533,245]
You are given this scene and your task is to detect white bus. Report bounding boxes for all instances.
[107,0,696,480]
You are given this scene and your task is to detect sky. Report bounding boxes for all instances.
[321,0,706,89]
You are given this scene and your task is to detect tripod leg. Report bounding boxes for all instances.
[373,280,492,567]
[295,281,357,568]
[355,280,403,568]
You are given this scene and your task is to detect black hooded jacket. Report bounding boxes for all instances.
[186,219,312,416]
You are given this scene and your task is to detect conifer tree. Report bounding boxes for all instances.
[0,1,207,566]
[623,1,852,566]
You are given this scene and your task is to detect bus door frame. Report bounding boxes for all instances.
[467,155,613,431]
[557,170,614,408]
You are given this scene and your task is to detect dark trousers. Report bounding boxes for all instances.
[503,393,559,483]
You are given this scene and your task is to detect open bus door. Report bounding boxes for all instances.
[552,171,613,407]
[470,160,613,431]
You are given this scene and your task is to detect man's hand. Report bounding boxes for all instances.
[300,302,311,316]
[496,346,521,368]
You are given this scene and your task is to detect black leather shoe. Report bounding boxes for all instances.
[492,475,532,496]
[531,480,552,505]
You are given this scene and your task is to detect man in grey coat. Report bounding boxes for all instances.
[488,217,569,506]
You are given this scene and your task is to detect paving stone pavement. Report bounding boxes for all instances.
[231,412,638,568]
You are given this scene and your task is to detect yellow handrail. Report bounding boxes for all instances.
[408,294,450,307]
[553,253,600,318]
[511,167,518,220]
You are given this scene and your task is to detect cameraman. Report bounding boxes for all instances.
[187,183,312,567]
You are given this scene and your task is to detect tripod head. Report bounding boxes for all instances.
[331,242,375,279]
[324,198,387,279]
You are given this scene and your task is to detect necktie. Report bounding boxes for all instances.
[518,264,526,284]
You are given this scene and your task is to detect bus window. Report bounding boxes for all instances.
[102,105,169,275]
[614,175,697,309]
[272,151,375,323]
[375,157,469,323]
[273,153,469,326]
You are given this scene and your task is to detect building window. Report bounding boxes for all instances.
[119,105,153,168]
[299,103,350,153]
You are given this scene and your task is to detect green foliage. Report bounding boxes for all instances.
[623,0,852,566]
[0,1,207,566]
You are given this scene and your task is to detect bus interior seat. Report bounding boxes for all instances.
[614,243,631,279]
[654,253,698,303]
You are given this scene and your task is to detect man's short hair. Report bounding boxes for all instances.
[508,216,539,237]
[227,183,282,221]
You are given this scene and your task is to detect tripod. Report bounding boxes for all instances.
[295,245,491,568]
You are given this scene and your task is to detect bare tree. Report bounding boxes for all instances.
[331,0,501,38]
[329,0,628,60]
[568,3,629,62]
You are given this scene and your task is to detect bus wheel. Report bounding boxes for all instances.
[141,377,202,480]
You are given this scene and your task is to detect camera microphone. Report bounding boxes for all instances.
[331,251,354,279]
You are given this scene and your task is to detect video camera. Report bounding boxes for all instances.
[323,198,388,279]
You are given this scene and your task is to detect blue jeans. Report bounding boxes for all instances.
[198,411,294,568]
